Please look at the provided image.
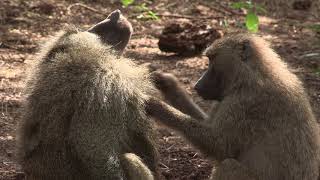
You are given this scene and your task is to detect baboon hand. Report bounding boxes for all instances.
[150,71,178,93]
[149,71,208,121]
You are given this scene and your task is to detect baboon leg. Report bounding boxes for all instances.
[130,132,161,180]
[151,71,208,120]
[17,119,40,159]
[211,159,256,180]
[146,98,227,157]
[121,153,154,180]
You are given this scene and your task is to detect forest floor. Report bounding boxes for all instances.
[0,0,319,179]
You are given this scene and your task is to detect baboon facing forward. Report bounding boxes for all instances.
[147,34,320,180]
[17,10,159,180]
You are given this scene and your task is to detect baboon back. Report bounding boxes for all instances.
[17,29,155,180]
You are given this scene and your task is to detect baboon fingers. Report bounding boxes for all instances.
[150,71,207,120]
[121,153,154,180]
[150,71,177,91]
[145,97,198,130]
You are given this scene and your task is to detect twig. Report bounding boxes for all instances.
[67,3,225,20]
[159,162,169,169]
[0,42,19,51]
[299,53,320,59]
[213,2,244,16]
[192,153,198,158]
[130,13,224,20]
[67,3,107,16]
[166,144,175,151]
[156,14,224,19]
[202,1,244,16]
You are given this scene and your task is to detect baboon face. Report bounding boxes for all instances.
[88,9,133,53]
[194,61,223,101]
[195,36,251,101]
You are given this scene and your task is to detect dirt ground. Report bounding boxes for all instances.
[0,0,319,179]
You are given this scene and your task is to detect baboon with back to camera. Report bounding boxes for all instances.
[17,10,160,180]
[147,34,320,180]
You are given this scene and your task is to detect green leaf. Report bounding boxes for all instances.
[136,11,159,21]
[231,2,247,9]
[133,3,159,21]
[246,1,254,9]
[222,19,229,28]
[314,68,320,75]
[246,11,259,32]
[121,0,134,7]
[308,24,320,33]
[231,1,254,10]
[134,3,148,12]
[147,10,159,20]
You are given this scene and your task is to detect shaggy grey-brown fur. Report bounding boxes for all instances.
[147,34,320,180]
[17,24,158,180]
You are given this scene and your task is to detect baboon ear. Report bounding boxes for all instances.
[88,10,121,32]
[107,9,121,23]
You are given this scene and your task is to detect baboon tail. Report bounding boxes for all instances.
[121,153,154,180]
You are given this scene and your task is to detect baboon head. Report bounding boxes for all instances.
[88,9,133,53]
[194,34,256,101]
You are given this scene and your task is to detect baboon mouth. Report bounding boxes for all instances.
[198,93,212,100]
[198,92,222,101]
[200,95,210,100]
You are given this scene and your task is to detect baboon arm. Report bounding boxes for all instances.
[151,72,207,121]
[162,87,208,121]
[17,118,40,159]
[146,98,227,158]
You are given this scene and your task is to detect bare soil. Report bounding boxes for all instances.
[0,0,319,179]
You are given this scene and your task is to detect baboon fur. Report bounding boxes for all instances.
[147,34,320,180]
[17,12,159,180]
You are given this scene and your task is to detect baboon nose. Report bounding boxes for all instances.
[114,9,121,14]
[194,84,201,93]
[108,9,121,21]
[194,84,209,100]
[107,9,121,22]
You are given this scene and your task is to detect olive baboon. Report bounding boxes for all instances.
[147,34,320,180]
[17,10,159,180]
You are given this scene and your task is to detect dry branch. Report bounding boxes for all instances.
[67,3,107,16]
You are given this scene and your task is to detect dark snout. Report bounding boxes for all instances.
[88,9,121,33]
[194,69,223,101]
[194,71,212,100]
[87,9,133,53]
[87,9,121,33]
